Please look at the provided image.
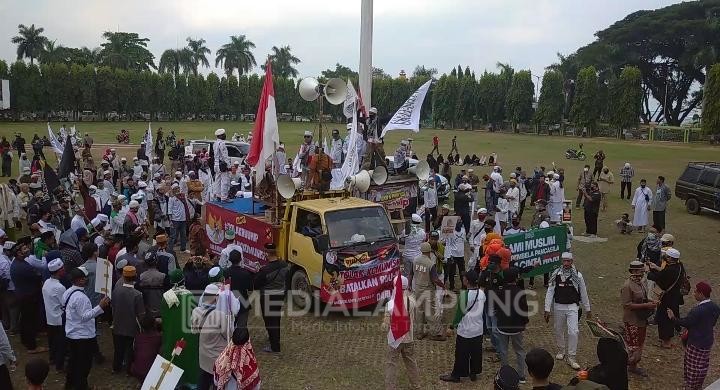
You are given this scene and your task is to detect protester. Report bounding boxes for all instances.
[667,281,720,390]
[495,267,529,382]
[9,237,46,354]
[443,218,466,291]
[544,252,592,370]
[652,176,671,232]
[130,315,161,382]
[383,275,420,390]
[63,266,110,390]
[213,129,231,202]
[631,179,653,232]
[575,165,593,208]
[168,184,193,253]
[581,181,601,237]
[213,327,261,390]
[585,337,629,390]
[0,311,16,389]
[619,162,635,200]
[42,258,67,371]
[525,348,562,390]
[192,283,233,390]
[254,243,287,353]
[138,250,169,318]
[621,261,655,377]
[24,357,49,390]
[647,248,685,349]
[597,167,614,212]
[423,178,438,232]
[226,249,254,329]
[112,265,145,374]
[440,269,485,382]
[408,242,445,341]
[400,214,425,277]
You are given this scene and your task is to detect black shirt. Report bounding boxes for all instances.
[533,384,562,390]
[226,265,255,313]
[583,190,601,213]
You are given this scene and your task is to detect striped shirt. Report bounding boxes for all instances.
[619,166,635,182]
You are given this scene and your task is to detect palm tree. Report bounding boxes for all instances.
[98,31,156,71]
[11,24,48,65]
[215,35,256,77]
[38,40,66,64]
[261,45,301,78]
[159,48,192,75]
[186,37,211,76]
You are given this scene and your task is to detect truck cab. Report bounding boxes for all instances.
[281,197,399,308]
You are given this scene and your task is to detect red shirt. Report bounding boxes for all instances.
[433,136,439,146]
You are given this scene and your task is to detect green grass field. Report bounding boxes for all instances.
[2,121,720,389]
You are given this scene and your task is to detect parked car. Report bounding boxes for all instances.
[675,162,720,214]
[185,139,250,167]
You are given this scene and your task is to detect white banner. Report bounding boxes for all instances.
[343,79,358,119]
[47,123,64,154]
[144,122,153,161]
[380,79,433,138]
[330,100,360,190]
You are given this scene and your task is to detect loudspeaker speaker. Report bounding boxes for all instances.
[409,160,430,181]
[324,78,347,105]
[277,175,302,199]
[299,78,320,101]
[346,170,371,193]
[369,165,388,185]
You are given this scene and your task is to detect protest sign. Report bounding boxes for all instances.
[94,258,113,299]
[505,225,567,277]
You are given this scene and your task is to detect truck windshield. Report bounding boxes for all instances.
[325,207,395,248]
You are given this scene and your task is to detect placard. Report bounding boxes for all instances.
[504,225,568,277]
[94,258,113,299]
[141,355,184,390]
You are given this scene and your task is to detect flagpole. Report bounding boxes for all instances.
[359,0,373,109]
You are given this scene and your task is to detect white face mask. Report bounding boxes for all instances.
[583,168,589,172]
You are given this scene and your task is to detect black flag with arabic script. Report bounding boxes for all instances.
[56,135,76,179]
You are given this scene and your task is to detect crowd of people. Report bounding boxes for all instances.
[0,126,716,390]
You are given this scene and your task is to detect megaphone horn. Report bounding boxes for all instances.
[369,165,388,185]
[346,170,371,193]
[298,77,320,102]
[277,175,302,199]
[324,78,347,105]
[412,160,431,181]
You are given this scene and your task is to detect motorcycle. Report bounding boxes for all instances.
[565,144,586,161]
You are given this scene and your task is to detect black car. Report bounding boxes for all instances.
[675,162,720,214]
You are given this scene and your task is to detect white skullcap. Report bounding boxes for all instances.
[561,252,573,260]
[187,171,195,175]
[493,166,500,171]
[624,162,630,168]
[346,123,352,130]
[117,195,127,201]
[369,107,378,114]
[665,248,680,259]
[215,128,226,136]
[510,172,516,178]
[103,170,111,175]
[204,284,220,295]
[547,170,555,176]
[208,267,221,278]
[175,171,182,176]
[128,200,140,208]
[76,266,89,276]
[304,130,313,136]
[110,148,116,152]
[478,208,488,214]
[539,221,550,228]
[230,181,239,186]
[138,181,147,188]
[442,204,450,209]
[121,157,127,161]
[171,183,180,189]
[400,139,409,145]
[131,193,143,200]
[115,259,128,270]
[89,185,97,191]
[22,167,30,173]
[48,258,64,272]
[411,213,422,223]
[233,161,240,166]
[133,156,138,160]
[3,241,15,250]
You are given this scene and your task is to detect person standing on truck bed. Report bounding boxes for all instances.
[254,243,288,353]
[213,129,231,203]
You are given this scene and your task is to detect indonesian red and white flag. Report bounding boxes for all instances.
[387,274,411,349]
[246,61,279,182]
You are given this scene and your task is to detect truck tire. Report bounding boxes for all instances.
[686,198,700,214]
[290,269,313,309]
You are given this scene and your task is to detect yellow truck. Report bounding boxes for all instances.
[204,195,401,309]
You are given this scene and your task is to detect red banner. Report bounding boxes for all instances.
[320,244,401,307]
[204,203,274,265]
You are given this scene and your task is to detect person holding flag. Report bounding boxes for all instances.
[246,60,279,188]
[383,274,420,390]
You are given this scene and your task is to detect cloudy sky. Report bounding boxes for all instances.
[1,0,678,79]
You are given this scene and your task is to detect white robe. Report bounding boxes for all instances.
[631,186,653,227]
[199,169,214,202]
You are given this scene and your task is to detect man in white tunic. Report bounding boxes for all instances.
[213,129,231,202]
[400,214,426,277]
[329,129,344,169]
[631,178,653,231]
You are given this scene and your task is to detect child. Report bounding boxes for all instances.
[130,315,162,381]
[615,213,632,234]
[525,348,562,390]
[25,358,49,390]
